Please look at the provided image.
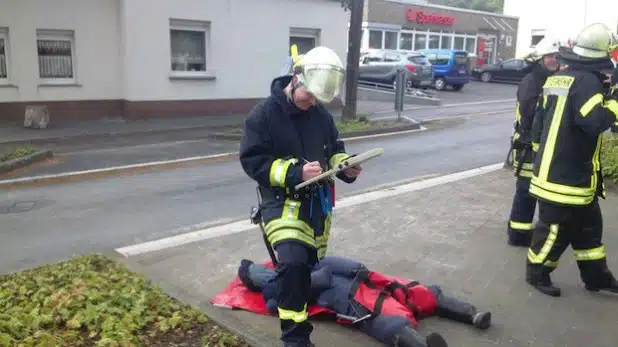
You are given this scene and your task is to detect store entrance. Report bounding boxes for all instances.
[477,35,497,66]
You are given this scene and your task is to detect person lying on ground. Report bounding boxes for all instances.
[237,256,492,347]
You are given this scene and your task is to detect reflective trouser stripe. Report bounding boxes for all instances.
[528,224,558,265]
[573,246,606,261]
[278,304,308,323]
[265,198,316,248]
[316,215,331,259]
[509,221,534,231]
[532,142,539,152]
[329,153,349,169]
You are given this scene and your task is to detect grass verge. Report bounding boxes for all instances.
[221,113,409,137]
[0,147,37,163]
[0,254,250,347]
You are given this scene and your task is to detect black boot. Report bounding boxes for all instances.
[434,295,492,330]
[507,226,532,247]
[583,265,618,294]
[394,327,448,347]
[526,264,561,297]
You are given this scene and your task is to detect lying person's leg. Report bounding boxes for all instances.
[357,315,448,347]
[425,285,491,330]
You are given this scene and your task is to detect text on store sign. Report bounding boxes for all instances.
[406,9,455,25]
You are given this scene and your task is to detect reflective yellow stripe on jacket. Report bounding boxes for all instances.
[265,199,316,248]
[328,153,349,169]
[529,75,599,205]
[269,158,299,188]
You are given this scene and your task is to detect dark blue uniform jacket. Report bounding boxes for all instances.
[239,75,355,242]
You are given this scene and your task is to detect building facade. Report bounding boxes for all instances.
[361,0,519,66]
[0,0,349,122]
[504,0,618,59]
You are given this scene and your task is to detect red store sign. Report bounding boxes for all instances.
[406,8,455,26]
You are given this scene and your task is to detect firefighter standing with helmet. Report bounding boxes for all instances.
[239,46,361,347]
[506,37,560,247]
[526,23,618,297]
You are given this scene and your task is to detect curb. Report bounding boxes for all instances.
[0,150,54,174]
[211,121,423,142]
[0,152,238,190]
[106,251,276,347]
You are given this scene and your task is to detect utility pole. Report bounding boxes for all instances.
[341,0,364,122]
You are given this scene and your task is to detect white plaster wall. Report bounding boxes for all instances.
[0,0,122,102]
[121,0,350,101]
[505,0,618,58]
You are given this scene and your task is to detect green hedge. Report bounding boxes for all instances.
[601,133,618,184]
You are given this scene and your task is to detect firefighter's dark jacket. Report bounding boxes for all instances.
[530,66,618,206]
[512,63,552,178]
[239,75,355,254]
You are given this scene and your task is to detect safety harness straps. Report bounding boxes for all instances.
[269,158,299,188]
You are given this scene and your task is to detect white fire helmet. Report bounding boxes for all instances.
[525,36,561,62]
[569,22,618,59]
[293,46,345,104]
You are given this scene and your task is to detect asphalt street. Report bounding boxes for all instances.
[0,81,518,274]
[0,110,515,274]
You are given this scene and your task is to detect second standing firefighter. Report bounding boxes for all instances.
[526,23,618,297]
[507,37,560,247]
[239,46,361,347]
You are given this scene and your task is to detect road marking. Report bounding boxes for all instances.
[0,152,239,187]
[373,109,510,122]
[371,98,515,114]
[115,162,504,257]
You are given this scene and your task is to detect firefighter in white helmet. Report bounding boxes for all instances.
[506,36,561,247]
[239,45,361,347]
[526,23,618,297]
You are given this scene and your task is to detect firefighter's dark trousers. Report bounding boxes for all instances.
[527,199,614,286]
[273,241,318,347]
[508,176,537,240]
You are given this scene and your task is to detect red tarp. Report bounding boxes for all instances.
[209,261,334,317]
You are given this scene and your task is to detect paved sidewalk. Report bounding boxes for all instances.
[118,167,618,347]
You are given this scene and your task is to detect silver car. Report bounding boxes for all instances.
[359,49,434,89]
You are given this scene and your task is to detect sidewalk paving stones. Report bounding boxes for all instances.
[120,168,618,347]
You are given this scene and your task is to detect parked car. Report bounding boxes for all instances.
[419,49,470,91]
[358,49,434,89]
[471,58,532,83]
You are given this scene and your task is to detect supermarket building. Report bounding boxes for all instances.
[361,0,520,66]
[504,0,618,59]
[0,0,348,122]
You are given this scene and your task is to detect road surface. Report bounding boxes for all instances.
[0,109,515,274]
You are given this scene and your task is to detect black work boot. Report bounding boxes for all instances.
[507,228,532,247]
[435,295,492,330]
[282,343,315,347]
[237,259,261,292]
[584,266,618,294]
[526,264,561,297]
[394,327,448,347]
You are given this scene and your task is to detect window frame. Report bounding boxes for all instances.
[0,27,9,84]
[36,29,77,85]
[169,18,213,80]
